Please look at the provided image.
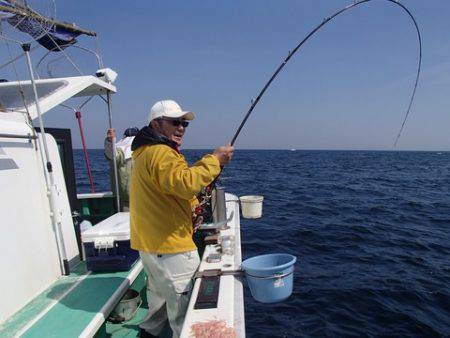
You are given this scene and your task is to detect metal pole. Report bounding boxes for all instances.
[0,133,37,140]
[75,111,95,193]
[106,90,121,212]
[22,43,70,275]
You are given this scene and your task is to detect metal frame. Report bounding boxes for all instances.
[0,133,37,140]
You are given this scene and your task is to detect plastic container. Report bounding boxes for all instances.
[109,289,142,322]
[219,235,234,255]
[81,212,139,272]
[239,195,264,219]
[242,253,296,303]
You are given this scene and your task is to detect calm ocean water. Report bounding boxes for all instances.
[74,149,450,337]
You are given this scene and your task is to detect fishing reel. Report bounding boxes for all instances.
[193,184,215,230]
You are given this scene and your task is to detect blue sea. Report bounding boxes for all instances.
[74,149,450,337]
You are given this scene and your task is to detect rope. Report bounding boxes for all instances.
[95,35,104,68]
[1,21,35,130]
[40,29,83,75]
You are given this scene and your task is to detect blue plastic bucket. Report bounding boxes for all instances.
[242,253,297,303]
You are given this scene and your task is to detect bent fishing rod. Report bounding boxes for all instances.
[229,0,422,148]
[208,0,422,194]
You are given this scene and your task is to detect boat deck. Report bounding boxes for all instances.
[1,260,143,338]
[2,194,245,338]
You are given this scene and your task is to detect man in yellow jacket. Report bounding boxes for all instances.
[130,99,234,337]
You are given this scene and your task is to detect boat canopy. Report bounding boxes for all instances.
[0,75,116,119]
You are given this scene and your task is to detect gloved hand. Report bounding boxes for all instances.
[106,128,116,141]
[213,144,234,166]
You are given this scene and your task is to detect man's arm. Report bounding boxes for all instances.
[104,128,124,164]
[150,146,222,200]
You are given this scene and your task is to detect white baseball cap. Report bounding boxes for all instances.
[148,100,195,124]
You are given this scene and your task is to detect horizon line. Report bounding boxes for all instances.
[73,148,450,152]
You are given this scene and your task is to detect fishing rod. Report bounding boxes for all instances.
[229,0,422,147]
[203,0,422,220]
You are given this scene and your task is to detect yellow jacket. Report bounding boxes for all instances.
[130,144,220,254]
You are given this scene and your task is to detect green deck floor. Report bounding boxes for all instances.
[1,262,89,337]
[1,261,145,338]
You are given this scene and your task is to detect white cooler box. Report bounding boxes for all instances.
[81,212,139,272]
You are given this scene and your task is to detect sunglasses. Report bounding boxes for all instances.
[161,118,189,128]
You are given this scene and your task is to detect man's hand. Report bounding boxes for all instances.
[213,144,234,166]
[106,128,116,141]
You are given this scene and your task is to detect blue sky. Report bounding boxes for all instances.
[3,1,450,150]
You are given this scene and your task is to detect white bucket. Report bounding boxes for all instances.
[239,195,264,219]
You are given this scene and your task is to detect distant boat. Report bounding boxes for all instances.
[290,149,296,151]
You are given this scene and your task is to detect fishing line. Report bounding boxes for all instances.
[229,0,422,147]
[205,0,422,220]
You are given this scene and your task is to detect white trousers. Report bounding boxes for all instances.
[139,250,200,338]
